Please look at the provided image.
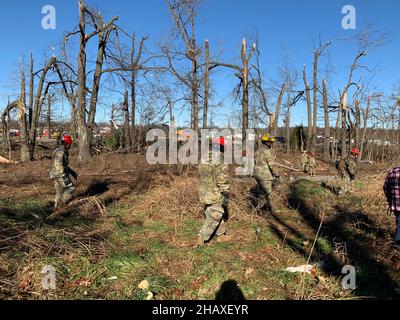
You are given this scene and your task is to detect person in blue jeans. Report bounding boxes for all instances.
[384,166,400,245]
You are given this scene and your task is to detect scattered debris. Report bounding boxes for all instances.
[245,267,255,279]
[138,280,150,290]
[145,291,154,300]
[285,265,315,274]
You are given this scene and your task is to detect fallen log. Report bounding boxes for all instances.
[291,175,337,183]
[0,156,17,165]
[276,163,301,172]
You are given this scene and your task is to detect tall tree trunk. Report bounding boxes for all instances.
[130,34,137,140]
[203,39,210,129]
[87,26,111,156]
[273,83,286,137]
[20,63,30,162]
[341,91,348,158]
[242,71,249,147]
[28,53,34,131]
[241,39,249,147]
[269,112,275,134]
[130,71,136,140]
[354,99,361,150]
[285,92,291,153]
[28,57,56,160]
[359,98,371,160]
[46,96,51,137]
[5,111,12,159]
[192,54,199,131]
[123,90,132,149]
[312,50,318,152]
[322,79,330,160]
[303,65,312,146]
[77,0,90,162]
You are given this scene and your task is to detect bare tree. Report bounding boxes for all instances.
[2,54,57,161]
[64,0,118,161]
[311,41,331,152]
[209,38,256,145]
[203,38,210,129]
[272,84,286,137]
[164,0,202,131]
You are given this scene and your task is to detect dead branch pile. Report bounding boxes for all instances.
[355,173,387,209]
[129,174,260,223]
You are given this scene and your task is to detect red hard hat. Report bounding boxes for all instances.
[351,148,359,155]
[214,137,225,146]
[62,134,73,145]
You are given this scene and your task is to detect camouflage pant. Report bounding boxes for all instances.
[199,203,226,242]
[255,177,273,196]
[323,176,354,195]
[54,177,75,208]
[307,165,315,176]
[341,176,355,193]
[255,176,273,211]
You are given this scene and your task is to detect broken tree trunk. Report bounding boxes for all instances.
[322,79,330,160]
[303,65,312,146]
[273,83,286,137]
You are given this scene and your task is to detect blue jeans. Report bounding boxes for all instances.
[395,212,400,242]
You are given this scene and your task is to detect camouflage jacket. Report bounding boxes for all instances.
[199,152,229,205]
[301,152,309,166]
[254,145,278,181]
[345,156,357,179]
[308,157,316,168]
[50,147,70,180]
[338,156,357,180]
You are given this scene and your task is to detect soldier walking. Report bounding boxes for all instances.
[197,137,230,247]
[307,152,316,177]
[383,166,400,246]
[301,150,309,173]
[50,134,78,209]
[254,134,280,213]
[337,148,359,192]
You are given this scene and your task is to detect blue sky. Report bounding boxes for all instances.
[0,0,399,127]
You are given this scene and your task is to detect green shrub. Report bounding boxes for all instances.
[107,130,121,151]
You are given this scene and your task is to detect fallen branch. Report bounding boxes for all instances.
[276,163,301,172]
[0,156,17,165]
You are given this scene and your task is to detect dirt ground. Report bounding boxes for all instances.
[0,150,399,300]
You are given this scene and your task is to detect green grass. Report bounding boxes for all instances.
[0,182,364,301]
[316,237,333,255]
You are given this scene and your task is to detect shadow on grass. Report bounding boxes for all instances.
[215,279,246,300]
[268,179,399,299]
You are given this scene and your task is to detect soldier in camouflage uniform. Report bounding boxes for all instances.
[254,134,280,213]
[306,152,316,177]
[197,137,230,247]
[301,150,309,173]
[50,134,78,209]
[337,148,359,193]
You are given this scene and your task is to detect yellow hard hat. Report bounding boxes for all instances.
[261,134,276,142]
